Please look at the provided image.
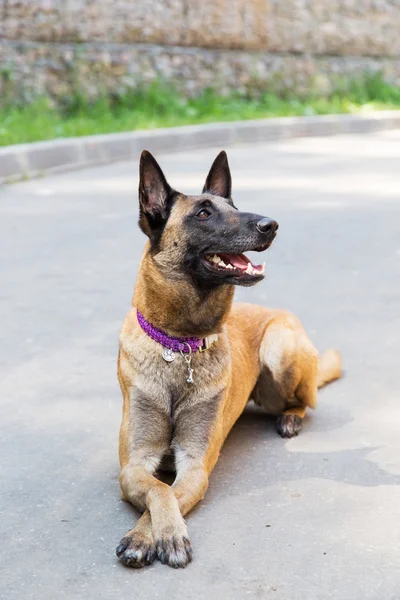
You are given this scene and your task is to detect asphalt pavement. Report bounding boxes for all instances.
[1,130,400,599]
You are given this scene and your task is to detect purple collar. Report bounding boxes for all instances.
[137,310,204,353]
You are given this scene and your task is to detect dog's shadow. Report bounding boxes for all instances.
[118,399,400,560]
[155,400,400,498]
[207,402,400,494]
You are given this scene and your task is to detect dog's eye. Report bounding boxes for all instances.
[196,208,211,220]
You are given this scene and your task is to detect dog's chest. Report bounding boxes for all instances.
[136,346,227,398]
[130,331,230,391]
[122,332,231,464]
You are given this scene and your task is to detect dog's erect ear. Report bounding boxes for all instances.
[138,150,176,240]
[202,151,232,200]
[139,150,171,218]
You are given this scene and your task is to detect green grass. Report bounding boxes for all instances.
[1,75,400,146]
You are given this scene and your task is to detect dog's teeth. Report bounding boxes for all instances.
[209,254,263,274]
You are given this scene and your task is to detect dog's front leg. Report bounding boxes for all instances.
[170,395,225,517]
[171,429,223,517]
[116,509,155,568]
[117,380,193,569]
[118,460,192,569]
[171,453,213,530]
[118,430,223,569]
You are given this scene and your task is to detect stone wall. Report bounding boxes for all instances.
[1,0,400,104]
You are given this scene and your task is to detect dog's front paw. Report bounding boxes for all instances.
[116,531,156,568]
[276,414,302,438]
[156,528,193,568]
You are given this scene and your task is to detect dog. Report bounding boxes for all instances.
[116,150,342,569]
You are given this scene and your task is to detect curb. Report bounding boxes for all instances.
[1,111,399,184]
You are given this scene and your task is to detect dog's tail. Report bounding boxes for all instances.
[317,349,342,389]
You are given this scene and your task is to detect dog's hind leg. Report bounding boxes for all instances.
[253,310,319,438]
[276,365,320,437]
[274,347,342,437]
[276,405,307,438]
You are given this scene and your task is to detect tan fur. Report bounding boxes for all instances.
[115,153,342,569]
[116,249,341,568]
[317,349,342,388]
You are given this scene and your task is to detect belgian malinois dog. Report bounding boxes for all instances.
[116,150,342,569]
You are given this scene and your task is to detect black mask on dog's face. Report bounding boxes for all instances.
[138,150,278,288]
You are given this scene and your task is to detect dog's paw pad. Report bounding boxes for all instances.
[116,534,156,568]
[276,414,303,438]
[156,535,192,569]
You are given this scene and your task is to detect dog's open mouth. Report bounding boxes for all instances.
[204,253,265,277]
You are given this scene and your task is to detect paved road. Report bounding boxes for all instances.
[1,131,400,600]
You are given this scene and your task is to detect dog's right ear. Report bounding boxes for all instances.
[202,150,232,201]
[138,150,175,240]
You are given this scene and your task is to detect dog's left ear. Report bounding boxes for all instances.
[202,151,232,201]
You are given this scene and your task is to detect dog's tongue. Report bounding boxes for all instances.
[220,253,261,271]
[220,253,249,270]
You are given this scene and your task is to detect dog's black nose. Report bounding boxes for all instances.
[256,218,279,235]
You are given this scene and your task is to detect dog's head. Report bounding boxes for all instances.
[138,150,278,288]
